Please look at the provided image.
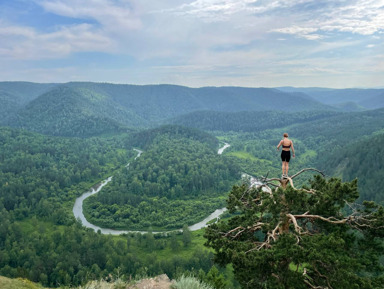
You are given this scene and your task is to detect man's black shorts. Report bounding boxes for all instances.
[281,150,291,162]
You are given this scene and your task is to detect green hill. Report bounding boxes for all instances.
[129,124,219,150]
[219,108,384,204]
[9,86,135,137]
[331,101,366,112]
[167,110,340,132]
[360,92,384,109]
[0,91,22,124]
[1,82,334,137]
[277,87,384,109]
[65,83,332,117]
[0,81,57,104]
[318,132,384,204]
[286,108,384,151]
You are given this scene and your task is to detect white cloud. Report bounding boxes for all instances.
[0,22,112,59]
[165,0,316,21]
[1,0,384,87]
[271,0,384,39]
[272,26,323,40]
[0,25,35,37]
[38,0,142,31]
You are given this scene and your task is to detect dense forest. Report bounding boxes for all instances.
[212,108,384,203]
[319,133,384,203]
[0,81,364,137]
[167,110,340,133]
[1,82,384,288]
[0,127,133,219]
[0,126,231,287]
[84,126,240,230]
[205,176,384,288]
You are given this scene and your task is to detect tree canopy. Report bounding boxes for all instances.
[205,173,384,288]
[84,128,240,230]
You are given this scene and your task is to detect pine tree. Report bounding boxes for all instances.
[205,170,384,288]
[182,224,192,247]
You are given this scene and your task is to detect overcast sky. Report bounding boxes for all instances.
[0,0,383,88]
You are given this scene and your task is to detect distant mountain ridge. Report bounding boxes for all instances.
[0,81,332,136]
[0,81,57,104]
[1,81,383,136]
[277,86,384,111]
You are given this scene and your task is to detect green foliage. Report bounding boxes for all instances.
[183,225,192,247]
[0,214,216,287]
[129,124,219,151]
[0,81,56,104]
[2,82,384,289]
[168,110,338,133]
[319,133,384,204]
[0,126,131,218]
[205,176,384,288]
[2,82,336,136]
[204,266,228,289]
[217,107,384,202]
[84,130,239,230]
[10,86,133,137]
[0,276,44,289]
[0,125,227,287]
[172,275,214,289]
[0,91,22,124]
[288,108,384,152]
[278,87,384,109]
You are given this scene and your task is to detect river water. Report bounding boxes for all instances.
[73,143,231,235]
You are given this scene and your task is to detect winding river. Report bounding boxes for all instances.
[73,143,231,235]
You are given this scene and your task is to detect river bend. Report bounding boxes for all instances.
[73,144,232,235]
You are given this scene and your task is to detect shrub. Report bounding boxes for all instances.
[172,275,214,289]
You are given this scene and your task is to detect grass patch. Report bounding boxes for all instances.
[289,262,308,273]
[0,276,44,289]
[227,151,257,161]
[110,228,211,262]
[227,151,273,165]
[172,275,214,289]
[14,218,66,237]
[298,149,317,161]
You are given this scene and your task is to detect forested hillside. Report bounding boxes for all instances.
[1,82,335,137]
[0,82,56,104]
[8,86,142,137]
[61,83,334,115]
[287,108,384,151]
[363,92,384,109]
[319,133,384,203]
[278,87,384,110]
[1,81,384,288]
[167,110,339,132]
[0,126,132,220]
[0,91,21,123]
[0,126,221,287]
[128,124,219,150]
[215,108,384,203]
[84,125,240,230]
[331,101,366,112]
